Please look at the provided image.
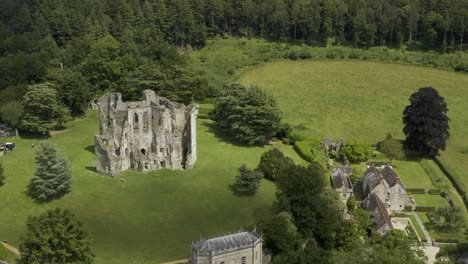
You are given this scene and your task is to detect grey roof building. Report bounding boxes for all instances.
[192,230,262,264]
[367,193,393,234]
[331,166,354,203]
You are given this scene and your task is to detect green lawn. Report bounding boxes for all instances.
[405,214,426,242]
[392,160,434,190]
[0,109,304,263]
[411,194,448,207]
[238,60,468,192]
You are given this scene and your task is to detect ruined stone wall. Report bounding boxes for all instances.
[95,90,198,176]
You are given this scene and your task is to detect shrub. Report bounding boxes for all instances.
[342,140,373,163]
[428,189,442,195]
[404,205,413,212]
[227,69,235,75]
[428,206,466,230]
[233,164,263,194]
[414,206,437,212]
[406,188,426,194]
[0,162,4,186]
[288,50,298,60]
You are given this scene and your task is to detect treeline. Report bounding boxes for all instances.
[1,0,467,52]
[0,0,467,131]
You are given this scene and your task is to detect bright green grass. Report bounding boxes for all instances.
[0,109,303,264]
[392,160,435,190]
[406,214,426,241]
[0,243,16,263]
[238,60,468,193]
[411,194,448,207]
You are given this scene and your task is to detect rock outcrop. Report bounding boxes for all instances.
[95,90,198,177]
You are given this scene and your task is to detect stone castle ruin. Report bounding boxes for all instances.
[95,90,198,176]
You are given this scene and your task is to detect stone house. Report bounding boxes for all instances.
[366,193,393,235]
[331,166,353,203]
[362,164,407,212]
[191,230,262,264]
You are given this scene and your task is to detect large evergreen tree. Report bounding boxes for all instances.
[29,143,72,201]
[211,84,282,145]
[18,208,94,264]
[403,87,450,156]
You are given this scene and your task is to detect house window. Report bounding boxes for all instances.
[134,113,139,127]
[241,256,246,264]
[256,251,258,259]
[220,262,225,264]
[342,193,346,198]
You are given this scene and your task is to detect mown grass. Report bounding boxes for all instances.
[406,214,426,241]
[0,109,304,264]
[238,59,468,193]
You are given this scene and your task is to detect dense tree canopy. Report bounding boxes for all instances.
[20,82,69,135]
[403,87,450,156]
[18,208,94,264]
[342,139,373,163]
[211,84,282,145]
[233,164,263,194]
[257,148,294,181]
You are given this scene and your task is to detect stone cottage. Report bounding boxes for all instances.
[366,193,393,235]
[331,166,354,203]
[95,90,199,176]
[362,164,407,212]
[191,230,262,264]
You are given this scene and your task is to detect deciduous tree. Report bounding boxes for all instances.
[257,148,294,181]
[18,209,94,264]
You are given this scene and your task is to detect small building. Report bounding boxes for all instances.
[322,138,344,153]
[366,193,393,235]
[362,164,407,212]
[331,166,353,203]
[191,230,262,264]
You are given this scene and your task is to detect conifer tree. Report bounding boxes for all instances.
[234,164,263,195]
[29,143,72,201]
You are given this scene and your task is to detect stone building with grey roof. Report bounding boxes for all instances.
[191,230,262,264]
[331,166,354,203]
[366,193,393,235]
[362,164,407,212]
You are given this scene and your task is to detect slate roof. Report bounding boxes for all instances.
[363,164,387,190]
[381,165,406,189]
[193,231,261,256]
[331,167,353,190]
[368,193,393,232]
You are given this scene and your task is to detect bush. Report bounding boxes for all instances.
[293,140,327,166]
[406,188,426,194]
[233,164,263,195]
[404,205,413,212]
[342,140,373,163]
[288,50,298,60]
[414,206,437,212]
[211,84,282,145]
[428,189,442,195]
[428,206,466,230]
[0,162,4,186]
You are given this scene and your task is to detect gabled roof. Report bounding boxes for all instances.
[331,166,353,190]
[193,231,261,256]
[363,164,388,190]
[367,193,393,232]
[381,165,406,189]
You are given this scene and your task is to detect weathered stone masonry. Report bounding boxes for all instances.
[95,90,198,176]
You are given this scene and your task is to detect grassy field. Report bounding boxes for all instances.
[238,60,468,193]
[0,109,305,263]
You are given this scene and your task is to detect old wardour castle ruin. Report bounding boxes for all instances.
[95,90,198,176]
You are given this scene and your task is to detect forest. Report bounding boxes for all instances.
[0,0,467,128]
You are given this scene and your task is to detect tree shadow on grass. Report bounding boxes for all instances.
[201,121,260,148]
[228,183,256,197]
[85,166,97,173]
[84,145,95,155]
